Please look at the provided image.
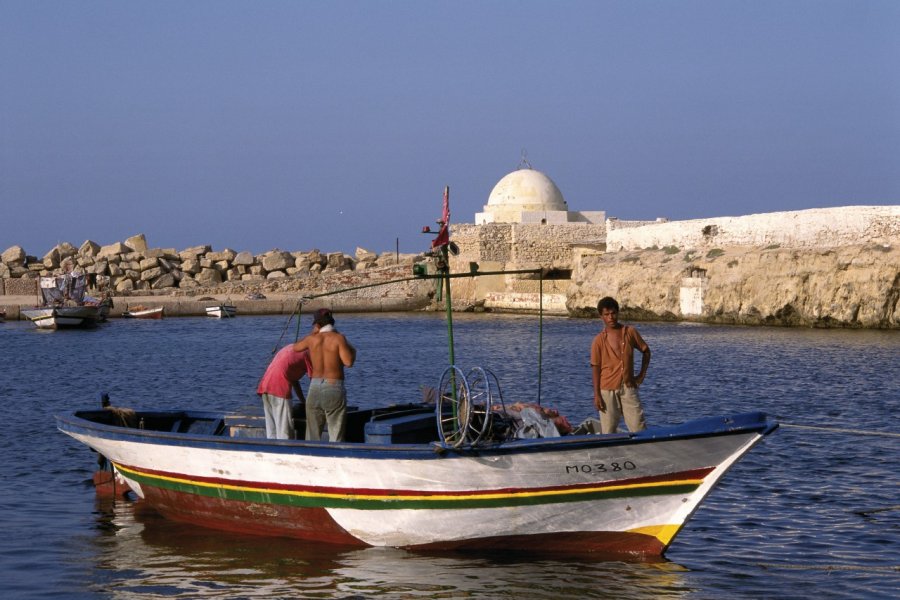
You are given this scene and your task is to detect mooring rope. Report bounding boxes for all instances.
[756,563,900,572]
[779,423,900,438]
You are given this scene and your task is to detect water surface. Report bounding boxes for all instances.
[1,314,897,598]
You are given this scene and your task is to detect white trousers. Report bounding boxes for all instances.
[261,393,295,439]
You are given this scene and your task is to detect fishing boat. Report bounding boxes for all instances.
[21,274,102,329]
[205,303,236,318]
[57,399,776,555]
[56,188,778,556]
[123,305,165,319]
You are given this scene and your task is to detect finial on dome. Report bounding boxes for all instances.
[517,148,532,170]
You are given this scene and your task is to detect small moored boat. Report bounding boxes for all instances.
[123,305,165,319]
[206,304,236,318]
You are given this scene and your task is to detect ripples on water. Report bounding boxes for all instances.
[1,314,897,599]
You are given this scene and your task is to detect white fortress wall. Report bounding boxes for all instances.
[606,206,900,251]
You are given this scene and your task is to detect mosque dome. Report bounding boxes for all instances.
[486,168,568,212]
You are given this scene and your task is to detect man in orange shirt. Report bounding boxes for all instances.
[590,297,651,434]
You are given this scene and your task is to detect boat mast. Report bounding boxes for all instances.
[432,186,456,367]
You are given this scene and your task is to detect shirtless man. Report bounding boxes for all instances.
[293,308,356,441]
[590,297,651,434]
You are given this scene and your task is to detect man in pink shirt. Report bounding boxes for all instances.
[257,345,313,439]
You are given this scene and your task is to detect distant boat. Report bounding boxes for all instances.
[123,305,165,320]
[206,304,236,318]
[21,274,102,329]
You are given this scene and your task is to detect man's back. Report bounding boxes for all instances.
[306,331,355,379]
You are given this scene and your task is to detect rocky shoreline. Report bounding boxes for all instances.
[3,228,899,328]
[0,233,441,319]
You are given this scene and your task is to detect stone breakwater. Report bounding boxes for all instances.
[0,234,436,316]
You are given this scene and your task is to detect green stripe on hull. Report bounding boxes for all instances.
[119,465,702,510]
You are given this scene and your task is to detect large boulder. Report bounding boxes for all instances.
[207,249,236,262]
[326,252,352,272]
[195,267,223,285]
[79,240,100,257]
[355,247,377,262]
[115,278,134,292]
[125,234,148,253]
[2,245,26,264]
[181,258,201,275]
[139,257,159,270]
[179,245,211,259]
[151,273,176,289]
[56,242,78,260]
[262,251,294,271]
[42,248,60,269]
[98,242,129,259]
[140,267,164,281]
[233,251,255,266]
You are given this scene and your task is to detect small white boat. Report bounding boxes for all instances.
[206,304,237,318]
[123,306,165,319]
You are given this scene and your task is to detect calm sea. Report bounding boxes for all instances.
[1,313,897,599]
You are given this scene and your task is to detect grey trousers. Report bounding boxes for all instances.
[599,385,646,434]
[305,379,347,442]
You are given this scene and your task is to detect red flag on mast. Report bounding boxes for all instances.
[431,186,450,249]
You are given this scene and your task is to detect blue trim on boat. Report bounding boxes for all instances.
[55,409,776,460]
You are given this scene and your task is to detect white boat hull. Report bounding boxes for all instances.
[205,305,236,318]
[57,409,775,555]
[21,306,100,329]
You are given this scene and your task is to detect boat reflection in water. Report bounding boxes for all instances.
[92,496,692,599]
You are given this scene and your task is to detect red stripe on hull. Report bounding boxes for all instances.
[142,486,365,546]
[124,462,716,498]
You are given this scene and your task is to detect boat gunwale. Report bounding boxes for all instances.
[55,409,776,459]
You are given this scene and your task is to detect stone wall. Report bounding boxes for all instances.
[453,222,606,270]
[607,206,900,252]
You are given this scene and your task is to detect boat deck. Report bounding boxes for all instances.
[80,403,441,445]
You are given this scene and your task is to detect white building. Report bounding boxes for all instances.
[475,168,605,225]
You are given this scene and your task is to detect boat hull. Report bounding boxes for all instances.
[124,307,165,319]
[57,410,775,556]
[21,306,100,328]
[205,305,236,318]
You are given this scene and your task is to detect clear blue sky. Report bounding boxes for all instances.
[2,1,898,257]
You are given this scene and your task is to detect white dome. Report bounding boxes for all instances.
[486,169,567,211]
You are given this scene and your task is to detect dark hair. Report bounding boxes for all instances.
[597,297,619,313]
[313,308,335,327]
